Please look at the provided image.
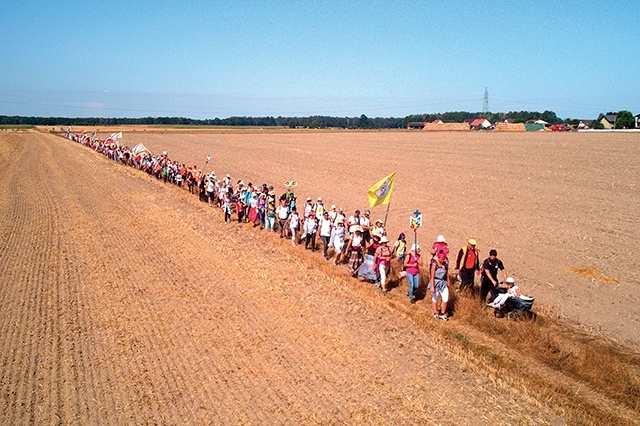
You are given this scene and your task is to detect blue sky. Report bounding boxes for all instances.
[1,0,637,120]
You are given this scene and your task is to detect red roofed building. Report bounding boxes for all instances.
[469,118,491,128]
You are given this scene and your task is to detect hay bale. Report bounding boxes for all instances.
[423,123,470,131]
[494,122,526,132]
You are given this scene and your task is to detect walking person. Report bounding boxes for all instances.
[404,244,423,304]
[206,175,216,207]
[392,233,407,269]
[454,239,480,293]
[346,226,365,276]
[347,209,362,237]
[430,253,451,320]
[221,189,232,223]
[361,209,372,243]
[430,235,449,263]
[313,196,325,218]
[317,211,333,260]
[332,219,346,265]
[302,211,318,250]
[276,199,290,238]
[480,249,507,303]
[374,236,393,293]
[285,206,301,246]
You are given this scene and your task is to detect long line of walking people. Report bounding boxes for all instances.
[65,131,523,320]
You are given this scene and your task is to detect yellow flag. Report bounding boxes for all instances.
[367,172,395,208]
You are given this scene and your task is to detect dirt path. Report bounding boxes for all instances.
[0,132,564,424]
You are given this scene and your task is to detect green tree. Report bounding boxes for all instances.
[357,114,370,128]
[540,110,560,124]
[615,110,634,129]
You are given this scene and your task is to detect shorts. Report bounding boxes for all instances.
[432,286,449,303]
[334,241,345,254]
[279,218,287,228]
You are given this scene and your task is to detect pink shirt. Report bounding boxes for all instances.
[404,254,421,275]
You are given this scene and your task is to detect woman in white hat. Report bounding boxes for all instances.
[345,226,364,276]
[487,277,521,308]
[430,235,449,263]
[374,236,393,293]
[332,218,346,265]
[404,244,423,303]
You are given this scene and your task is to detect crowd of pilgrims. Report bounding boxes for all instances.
[65,131,520,321]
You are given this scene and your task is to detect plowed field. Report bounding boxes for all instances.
[1,129,638,425]
[125,129,640,346]
[1,131,565,424]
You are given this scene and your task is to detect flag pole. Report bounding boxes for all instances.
[383,202,391,228]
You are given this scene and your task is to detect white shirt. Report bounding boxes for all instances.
[319,217,332,237]
[348,215,361,233]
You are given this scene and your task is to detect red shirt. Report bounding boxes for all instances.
[464,247,477,270]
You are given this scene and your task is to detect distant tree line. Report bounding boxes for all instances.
[1,109,625,129]
[402,110,564,126]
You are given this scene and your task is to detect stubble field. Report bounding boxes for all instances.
[1,128,639,425]
[128,129,640,346]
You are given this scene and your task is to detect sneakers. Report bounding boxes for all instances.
[433,313,439,319]
[410,298,416,304]
[439,314,449,321]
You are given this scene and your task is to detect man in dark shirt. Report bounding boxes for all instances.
[480,249,507,303]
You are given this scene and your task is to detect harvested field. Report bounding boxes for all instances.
[119,129,640,347]
[1,130,639,424]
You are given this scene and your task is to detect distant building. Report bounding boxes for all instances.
[635,114,640,129]
[577,120,594,129]
[469,118,491,129]
[600,114,617,129]
[432,119,443,125]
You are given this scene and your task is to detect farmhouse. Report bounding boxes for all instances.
[469,118,491,129]
[600,114,617,129]
[577,120,594,129]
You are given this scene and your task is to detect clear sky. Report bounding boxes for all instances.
[1,0,638,120]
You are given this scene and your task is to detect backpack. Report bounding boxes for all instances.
[433,242,449,259]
